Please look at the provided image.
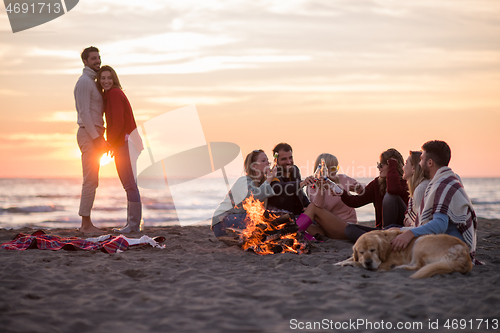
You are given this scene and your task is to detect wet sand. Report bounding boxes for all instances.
[0,218,499,333]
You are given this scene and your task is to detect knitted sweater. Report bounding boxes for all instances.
[268,165,310,215]
[103,87,138,147]
[74,66,104,139]
[403,179,430,227]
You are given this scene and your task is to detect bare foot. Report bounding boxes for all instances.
[80,216,104,234]
[79,225,104,234]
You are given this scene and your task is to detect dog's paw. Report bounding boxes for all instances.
[335,257,357,267]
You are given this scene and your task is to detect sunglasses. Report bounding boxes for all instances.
[376,162,386,170]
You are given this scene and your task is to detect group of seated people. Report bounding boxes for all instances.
[211,140,477,261]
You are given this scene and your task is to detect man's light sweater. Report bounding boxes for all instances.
[74,66,104,139]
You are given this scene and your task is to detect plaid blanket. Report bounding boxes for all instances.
[0,230,165,254]
[417,167,477,260]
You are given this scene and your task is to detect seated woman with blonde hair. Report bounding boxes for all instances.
[297,148,408,241]
[302,153,364,238]
[401,150,430,228]
[211,149,276,237]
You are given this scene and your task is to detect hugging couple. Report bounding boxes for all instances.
[74,46,143,234]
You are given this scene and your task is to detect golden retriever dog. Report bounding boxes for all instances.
[335,229,472,279]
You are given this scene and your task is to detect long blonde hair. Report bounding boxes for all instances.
[314,153,339,181]
[407,151,427,196]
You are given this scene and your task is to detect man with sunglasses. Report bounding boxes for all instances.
[267,143,314,216]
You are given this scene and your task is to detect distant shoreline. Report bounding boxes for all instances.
[2,176,500,179]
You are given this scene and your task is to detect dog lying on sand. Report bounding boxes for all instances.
[335,229,472,279]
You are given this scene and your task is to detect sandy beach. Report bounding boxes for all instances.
[0,218,499,333]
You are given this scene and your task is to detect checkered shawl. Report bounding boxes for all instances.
[416,167,477,260]
[1,230,131,254]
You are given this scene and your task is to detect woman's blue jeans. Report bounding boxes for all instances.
[213,213,248,237]
[114,142,141,203]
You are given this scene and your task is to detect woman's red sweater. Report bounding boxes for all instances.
[340,159,408,228]
[103,87,137,147]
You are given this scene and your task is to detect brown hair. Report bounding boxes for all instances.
[378,148,404,195]
[96,65,122,95]
[422,140,451,167]
[407,151,427,196]
[244,149,266,184]
[272,142,292,155]
[80,46,99,62]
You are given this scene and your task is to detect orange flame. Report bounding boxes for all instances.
[239,195,307,255]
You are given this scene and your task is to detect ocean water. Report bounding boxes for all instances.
[0,178,498,230]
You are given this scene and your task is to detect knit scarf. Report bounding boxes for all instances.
[416,167,477,259]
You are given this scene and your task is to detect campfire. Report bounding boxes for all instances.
[221,196,311,255]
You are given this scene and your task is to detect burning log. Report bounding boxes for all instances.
[220,196,311,255]
[217,235,240,247]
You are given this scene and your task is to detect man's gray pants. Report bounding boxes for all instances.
[77,127,103,217]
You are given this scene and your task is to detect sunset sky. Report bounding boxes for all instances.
[1,0,499,179]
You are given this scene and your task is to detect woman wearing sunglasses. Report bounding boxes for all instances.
[211,149,277,237]
[341,148,409,241]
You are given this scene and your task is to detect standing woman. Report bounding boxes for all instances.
[97,65,144,233]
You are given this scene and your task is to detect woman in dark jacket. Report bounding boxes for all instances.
[341,148,408,241]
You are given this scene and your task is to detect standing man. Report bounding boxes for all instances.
[267,143,314,215]
[74,46,107,233]
[391,140,477,261]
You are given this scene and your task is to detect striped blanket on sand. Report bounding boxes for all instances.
[0,230,165,253]
[416,167,477,260]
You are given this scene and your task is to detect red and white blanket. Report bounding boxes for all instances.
[0,230,165,254]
